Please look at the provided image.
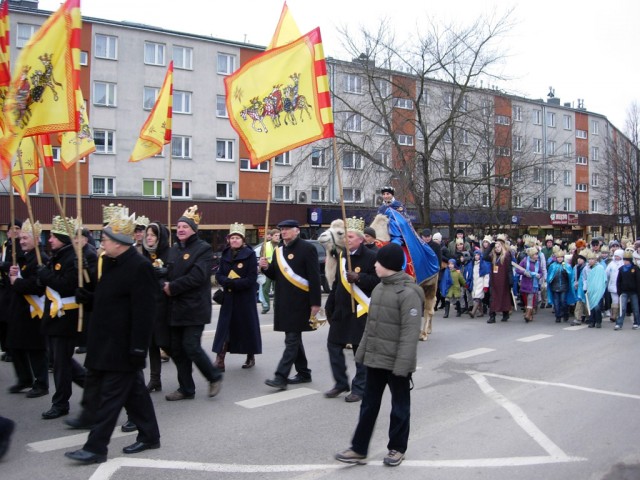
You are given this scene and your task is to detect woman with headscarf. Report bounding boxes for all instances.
[212,223,262,371]
[585,250,607,328]
[605,249,624,324]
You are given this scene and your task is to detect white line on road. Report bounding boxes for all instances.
[564,325,589,331]
[517,334,553,343]
[235,387,317,408]
[27,429,135,453]
[448,348,495,359]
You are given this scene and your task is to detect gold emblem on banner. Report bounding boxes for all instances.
[183,254,190,260]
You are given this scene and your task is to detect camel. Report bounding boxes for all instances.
[317,219,345,288]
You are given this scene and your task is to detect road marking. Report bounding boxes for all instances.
[564,325,589,330]
[517,334,553,342]
[235,387,317,408]
[27,429,134,453]
[448,348,495,359]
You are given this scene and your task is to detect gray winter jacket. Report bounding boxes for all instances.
[355,271,425,377]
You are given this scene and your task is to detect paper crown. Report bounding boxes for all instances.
[545,234,554,241]
[523,234,536,247]
[496,233,508,243]
[586,249,598,260]
[600,245,609,253]
[552,245,561,253]
[623,250,634,259]
[467,234,477,242]
[21,218,42,238]
[51,216,77,237]
[483,235,493,243]
[556,250,566,259]
[526,247,538,257]
[102,203,129,225]
[135,215,150,228]
[181,205,201,225]
[345,216,365,233]
[568,242,576,251]
[103,212,137,244]
[229,222,246,238]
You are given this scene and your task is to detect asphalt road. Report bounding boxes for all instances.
[2,297,640,480]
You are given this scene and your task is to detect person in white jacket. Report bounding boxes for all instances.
[605,249,624,322]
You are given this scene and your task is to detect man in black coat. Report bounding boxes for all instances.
[65,215,160,464]
[0,220,24,361]
[324,220,379,402]
[260,219,322,390]
[163,206,222,401]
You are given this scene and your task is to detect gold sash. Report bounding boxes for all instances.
[275,246,309,292]
[46,287,78,317]
[339,252,370,318]
[24,294,45,319]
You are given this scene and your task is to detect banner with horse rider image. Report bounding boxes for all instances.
[224,27,334,167]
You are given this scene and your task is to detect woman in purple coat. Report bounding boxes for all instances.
[483,234,513,323]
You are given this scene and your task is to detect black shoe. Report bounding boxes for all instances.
[501,313,510,322]
[0,417,15,460]
[146,381,162,392]
[26,387,49,398]
[8,383,30,394]
[121,420,138,433]
[122,440,160,454]
[345,393,362,403]
[74,347,87,354]
[261,308,270,314]
[65,449,107,464]
[324,386,349,398]
[264,377,288,390]
[556,318,561,323]
[42,407,69,420]
[64,417,94,430]
[287,374,312,384]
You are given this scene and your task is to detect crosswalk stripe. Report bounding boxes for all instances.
[235,387,317,408]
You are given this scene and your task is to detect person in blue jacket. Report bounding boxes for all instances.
[464,250,491,318]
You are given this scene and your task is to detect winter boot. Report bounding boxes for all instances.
[610,306,619,323]
[214,342,227,372]
[487,312,496,324]
[502,311,510,322]
[443,301,450,318]
[455,301,462,317]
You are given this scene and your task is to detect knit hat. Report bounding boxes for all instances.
[363,227,377,239]
[432,232,442,242]
[614,249,624,259]
[376,243,405,271]
[177,205,201,232]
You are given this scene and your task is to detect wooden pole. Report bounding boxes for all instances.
[18,142,42,265]
[8,166,17,265]
[75,157,84,332]
[167,148,173,246]
[262,157,275,256]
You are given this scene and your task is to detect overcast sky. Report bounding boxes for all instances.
[39,0,640,131]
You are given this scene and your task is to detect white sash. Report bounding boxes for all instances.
[275,246,309,292]
[46,287,78,317]
[339,253,370,318]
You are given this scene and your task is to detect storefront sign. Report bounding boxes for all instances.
[550,213,579,225]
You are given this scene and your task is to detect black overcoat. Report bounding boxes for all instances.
[41,243,80,337]
[142,222,171,348]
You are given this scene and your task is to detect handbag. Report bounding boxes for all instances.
[212,288,225,305]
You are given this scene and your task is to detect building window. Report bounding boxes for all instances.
[591,199,599,212]
[274,184,291,201]
[345,74,362,94]
[143,86,159,110]
[576,129,587,139]
[460,129,469,145]
[79,51,88,66]
[144,42,165,66]
[533,109,542,125]
[512,105,522,121]
[374,118,388,135]
[513,135,523,152]
[563,198,572,211]
[217,53,235,75]
[460,95,468,112]
[16,23,38,48]
[311,149,326,168]
[576,156,587,165]
[495,146,511,157]
[534,138,543,154]
[171,136,191,159]
[591,173,599,187]
[373,151,388,171]
[591,146,599,161]
[533,197,542,209]
[591,120,599,135]
[343,187,363,203]
[547,197,556,210]
[564,170,572,186]
[563,114,572,130]
[513,195,522,208]
[274,151,291,165]
[173,45,193,70]
[393,98,413,110]
[444,128,452,143]
[343,151,363,170]
[216,139,234,161]
[576,183,588,192]
[173,90,192,114]
[546,140,556,156]
[547,169,556,184]
[216,182,234,200]
[418,89,429,106]
[444,93,453,110]
[216,95,228,117]
[345,114,362,132]
[375,78,390,97]
[534,167,543,183]
[398,135,414,146]
[240,158,268,171]
[482,99,492,117]
[481,193,490,207]
[546,111,556,127]
[93,82,116,107]
[513,169,524,182]
[95,34,117,60]
[311,186,326,202]
[172,180,191,199]
[564,143,572,158]
[458,161,470,176]
[93,130,115,154]
[92,177,115,196]
[143,179,163,197]
[495,176,510,186]
[495,115,510,125]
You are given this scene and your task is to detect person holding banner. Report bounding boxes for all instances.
[259,219,321,390]
[324,217,378,403]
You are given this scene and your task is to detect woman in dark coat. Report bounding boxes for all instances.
[212,223,262,370]
[142,222,172,392]
[483,234,514,323]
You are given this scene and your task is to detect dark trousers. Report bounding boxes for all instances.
[148,339,162,385]
[351,367,411,456]
[327,341,365,396]
[275,331,311,381]
[11,348,49,389]
[83,370,160,456]
[171,325,221,396]
[49,335,86,410]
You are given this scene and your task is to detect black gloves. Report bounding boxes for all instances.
[75,287,93,306]
[153,267,168,278]
[37,265,53,286]
[346,272,360,283]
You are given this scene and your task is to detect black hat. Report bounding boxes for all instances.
[376,243,405,271]
[53,232,72,245]
[277,219,299,228]
[455,228,465,235]
[7,219,22,229]
[421,228,432,237]
[590,238,600,247]
[363,227,377,238]
[381,186,395,194]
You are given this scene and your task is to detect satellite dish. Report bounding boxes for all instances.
[298,191,307,203]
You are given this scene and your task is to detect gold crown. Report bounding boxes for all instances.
[108,213,137,236]
[586,249,598,260]
[496,233,508,243]
[51,216,78,237]
[545,234,554,241]
[181,205,201,225]
[523,234,536,247]
[552,244,561,253]
[345,216,365,233]
[568,242,576,251]
[229,222,246,237]
[102,203,128,224]
[21,219,42,238]
[135,215,150,228]
[483,235,493,243]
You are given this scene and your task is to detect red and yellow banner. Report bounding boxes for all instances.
[58,88,95,169]
[0,1,11,137]
[225,27,334,167]
[11,134,52,202]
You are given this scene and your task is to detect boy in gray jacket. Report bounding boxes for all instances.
[335,243,425,467]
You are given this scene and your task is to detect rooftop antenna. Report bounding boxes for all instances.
[547,86,555,98]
